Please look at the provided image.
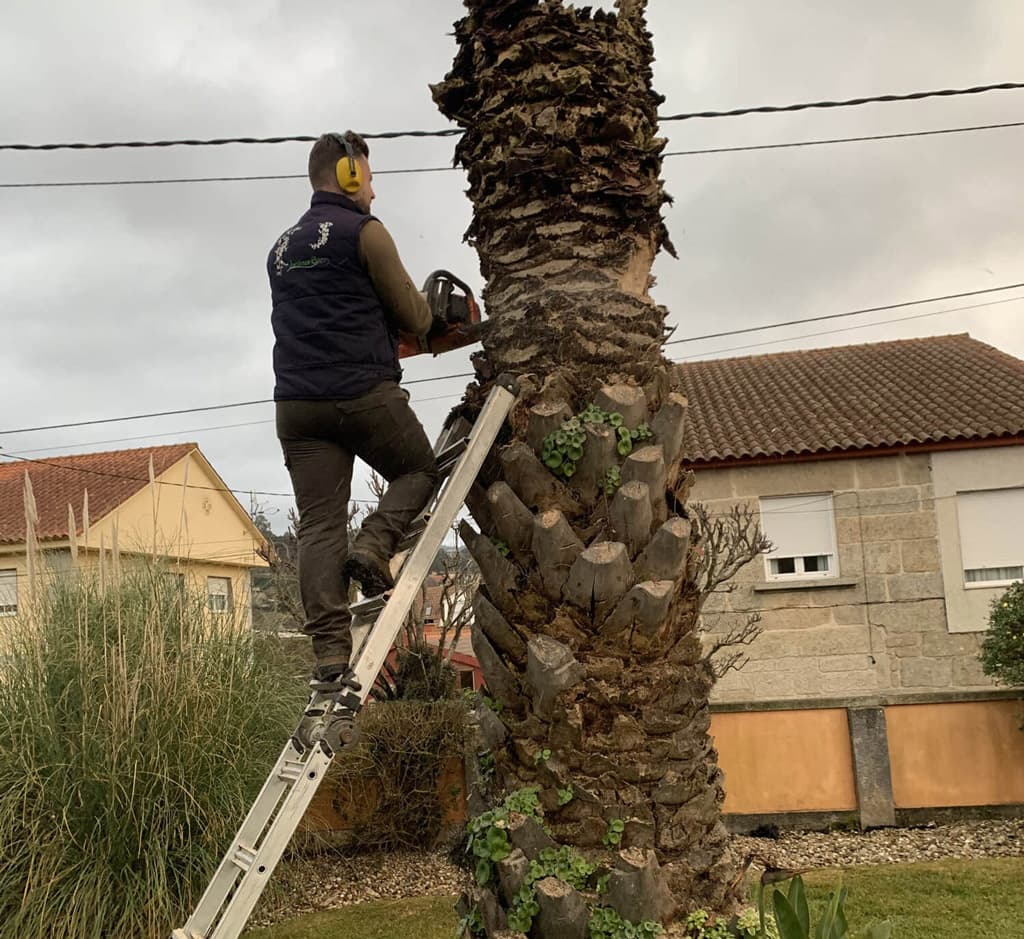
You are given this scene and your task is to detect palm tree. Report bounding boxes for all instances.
[433,0,767,926]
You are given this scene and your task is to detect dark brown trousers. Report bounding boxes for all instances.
[276,381,438,669]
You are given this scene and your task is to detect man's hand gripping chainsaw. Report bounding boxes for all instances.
[398,270,485,358]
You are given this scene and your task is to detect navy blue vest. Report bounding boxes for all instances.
[268,192,400,400]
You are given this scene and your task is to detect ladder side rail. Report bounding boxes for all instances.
[180,740,308,936]
[208,746,336,939]
[173,378,516,939]
[349,382,515,698]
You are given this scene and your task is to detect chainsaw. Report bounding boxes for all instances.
[398,270,485,358]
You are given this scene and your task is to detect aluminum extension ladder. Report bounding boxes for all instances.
[172,376,517,939]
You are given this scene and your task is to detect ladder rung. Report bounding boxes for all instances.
[170,930,204,939]
[436,437,469,475]
[278,761,305,784]
[399,516,429,551]
[231,844,257,873]
[350,594,387,617]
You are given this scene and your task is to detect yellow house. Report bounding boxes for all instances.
[0,443,269,627]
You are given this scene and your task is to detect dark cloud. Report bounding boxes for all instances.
[2,0,1022,527]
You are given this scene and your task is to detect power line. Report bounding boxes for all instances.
[657,80,1024,122]
[5,293,1018,462]
[663,119,1024,158]
[4,278,1019,442]
[6,118,1024,190]
[0,449,296,500]
[2,81,1021,152]
[662,281,1024,347]
[0,166,454,189]
[672,295,1024,361]
[0,445,1010,520]
[0,129,461,152]
[0,390,465,459]
[0,372,475,435]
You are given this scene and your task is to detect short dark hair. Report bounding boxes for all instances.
[308,131,370,190]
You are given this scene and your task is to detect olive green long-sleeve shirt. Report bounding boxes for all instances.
[357,220,432,337]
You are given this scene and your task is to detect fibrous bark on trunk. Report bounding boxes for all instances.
[434,0,754,924]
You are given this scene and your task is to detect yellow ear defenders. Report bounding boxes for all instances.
[329,131,363,194]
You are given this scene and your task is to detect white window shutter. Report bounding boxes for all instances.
[0,570,17,613]
[957,488,1024,570]
[759,493,836,558]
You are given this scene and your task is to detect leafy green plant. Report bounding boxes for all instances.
[589,905,663,938]
[757,875,891,939]
[455,905,485,938]
[542,414,587,479]
[508,845,599,933]
[492,537,511,558]
[686,910,732,938]
[604,465,622,496]
[481,693,503,715]
[603,817,626,847]
[558,785,575,806]
[686,907,782,938]
[534,747,552,765]
[979,581,1024,688]
[542,405,654,483]
[477,750,496,785]
[465,787,543,886]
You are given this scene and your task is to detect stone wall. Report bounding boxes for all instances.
[692,451,992,704]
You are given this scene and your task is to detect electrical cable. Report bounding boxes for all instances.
[4,119,1024,189]
[0,372,475,435]
[2,282,1020,438]
[662,281,1024,347]
[672,295,1024,361]
[2,81,1021,152]
[0,444,1011,520]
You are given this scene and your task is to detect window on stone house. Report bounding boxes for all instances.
[759,493,838,581]
[956,487,1024,588]
[207,576,233,613]
[0,569,17,616]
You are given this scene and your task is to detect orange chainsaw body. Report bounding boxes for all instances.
[398,270,484,358]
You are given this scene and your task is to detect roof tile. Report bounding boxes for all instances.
[678,334,1024,464]
[0,443,197,544]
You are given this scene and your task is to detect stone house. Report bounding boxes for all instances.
[0,443,269,631]
[677,334,1024,826]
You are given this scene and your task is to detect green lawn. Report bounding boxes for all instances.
[803,858,1024,939]
[245,858,1024,938]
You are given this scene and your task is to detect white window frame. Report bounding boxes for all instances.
[207,576,233,614]
[759,493,839,583]
[0,569,17,617]
[956,487,1024,590]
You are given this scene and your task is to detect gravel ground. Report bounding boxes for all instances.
[250,820,1024,928]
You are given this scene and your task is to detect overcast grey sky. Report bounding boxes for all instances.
[2,0,1022,531]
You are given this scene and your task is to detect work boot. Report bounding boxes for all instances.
[343,548,393,598]
[309,664,363,695]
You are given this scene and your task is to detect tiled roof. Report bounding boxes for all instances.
[0,443,196,544]
[677,334,1024,465]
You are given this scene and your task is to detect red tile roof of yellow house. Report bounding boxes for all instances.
[0,443,197,544]
[677,334,1024,466]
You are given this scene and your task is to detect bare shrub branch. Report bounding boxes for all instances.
[703,612,762,679]
[688,502,771,600]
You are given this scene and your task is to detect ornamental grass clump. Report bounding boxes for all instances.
[979,581,1024,689]
[0,563,307,939]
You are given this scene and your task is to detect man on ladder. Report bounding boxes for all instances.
[173,130,509,939]
[269,129,443,688]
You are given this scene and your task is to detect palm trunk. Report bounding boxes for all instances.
[434,0,742,923]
